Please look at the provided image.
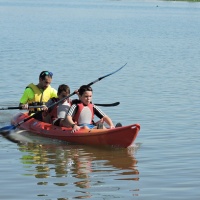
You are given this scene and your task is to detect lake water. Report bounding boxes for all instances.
[0,0,200,199]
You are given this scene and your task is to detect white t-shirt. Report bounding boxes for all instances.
[46,99,71,119]
[57,100,71,118]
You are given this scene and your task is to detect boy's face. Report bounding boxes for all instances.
[80,91,92,105]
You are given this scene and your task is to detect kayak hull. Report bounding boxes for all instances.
[11,112,140,148]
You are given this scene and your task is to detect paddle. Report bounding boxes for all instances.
[0,63,126,137]
[0,102,119,110]
[0,105,44,110]
[95,102,120,107]
[72,99,120,107]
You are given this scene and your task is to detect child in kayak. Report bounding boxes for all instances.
[64,85,115,133]
[42,84,71,126]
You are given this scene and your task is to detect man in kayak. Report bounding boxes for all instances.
[64,85,115,133]
[19,71,57,120]
[42,84,72,126]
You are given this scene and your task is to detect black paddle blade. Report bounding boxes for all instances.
[95,102,120,107]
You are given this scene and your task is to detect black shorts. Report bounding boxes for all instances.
[53,118,62,126]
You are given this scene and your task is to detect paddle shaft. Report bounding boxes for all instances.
[87,63,127,86]
[33,63,126,112]
[0,102,119,110]
[0,106,44,110]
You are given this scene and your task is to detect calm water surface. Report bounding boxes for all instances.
[0,0,200,199]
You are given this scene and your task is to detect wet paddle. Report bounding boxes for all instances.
[0,102,120,110]
[0,63,126,138]
[0,105,44,110]
[94,102,120,107]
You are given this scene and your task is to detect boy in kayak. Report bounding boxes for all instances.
[42,84,71,126]
[19,71,57,120]
[64,85,115,133]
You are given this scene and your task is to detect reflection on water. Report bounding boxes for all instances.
[18,139,140,198]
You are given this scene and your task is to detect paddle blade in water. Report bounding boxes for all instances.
[0,125,19,143]
[0,125,16,135]
[0,128,32,144]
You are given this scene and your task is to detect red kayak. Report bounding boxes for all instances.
[11,112,140,148]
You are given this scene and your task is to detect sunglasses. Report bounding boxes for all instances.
[40,71,53,78]
[41,71,53,77]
